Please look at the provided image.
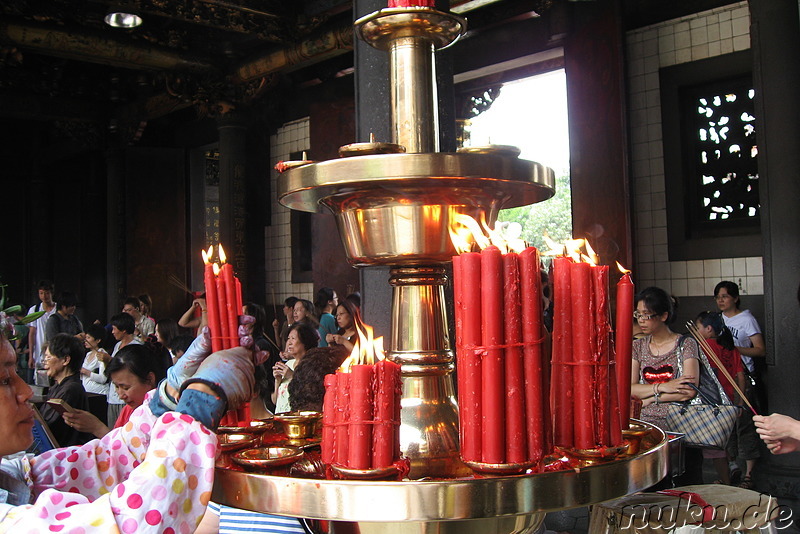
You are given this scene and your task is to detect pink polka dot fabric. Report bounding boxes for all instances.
[3,391,218,533]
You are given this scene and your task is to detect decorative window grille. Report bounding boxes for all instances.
[683,76,759,236]
[204,149,220,246]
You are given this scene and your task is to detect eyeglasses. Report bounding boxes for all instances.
[633,311,658,321]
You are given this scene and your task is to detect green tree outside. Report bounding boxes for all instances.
[497,170,573,251]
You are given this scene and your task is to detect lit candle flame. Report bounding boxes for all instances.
[218,244,227,264]
[449,214,528,254]
[340,322,385,372]
[212,263,220,276]
[201,247,209,265]
[616,262,631,275]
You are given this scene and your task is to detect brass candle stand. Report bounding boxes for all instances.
[213,6,670,533]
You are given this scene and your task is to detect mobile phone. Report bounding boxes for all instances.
[46,398,75,415]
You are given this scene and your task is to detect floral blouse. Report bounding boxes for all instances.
[633,335,699,430]
[0,390,217,533]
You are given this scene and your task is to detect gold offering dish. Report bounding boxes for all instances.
[232,446,304,470]
[218,419,273,434]
[329,464,402,481]
[218,433,258,452]
[456,144,522,158]
[339,133,406,157]
[273,411,322,439]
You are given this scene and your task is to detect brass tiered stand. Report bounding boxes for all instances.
[213,6,668,533]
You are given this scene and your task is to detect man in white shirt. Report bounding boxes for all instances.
[26,280,57,369]
[122,297,155,343]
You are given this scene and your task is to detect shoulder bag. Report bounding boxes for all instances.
[664,337,742,449]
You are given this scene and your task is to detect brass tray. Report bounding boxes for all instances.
[212,421,667,521]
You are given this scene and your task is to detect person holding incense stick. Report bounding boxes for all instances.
[695,311,746,484]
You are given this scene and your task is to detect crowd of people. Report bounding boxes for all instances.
[2,274,794,530]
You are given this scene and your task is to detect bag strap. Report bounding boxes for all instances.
[675,335,731,405]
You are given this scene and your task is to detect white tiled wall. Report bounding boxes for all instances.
[626,2,763,298]
[265,118,314,302]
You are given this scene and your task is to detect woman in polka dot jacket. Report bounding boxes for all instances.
[0,324,263,534]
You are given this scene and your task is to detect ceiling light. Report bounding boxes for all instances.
[104,4,143,28]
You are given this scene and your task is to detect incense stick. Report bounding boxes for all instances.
[168,274,194,296]
[685,321,757,415]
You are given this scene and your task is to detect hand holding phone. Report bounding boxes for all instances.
[46,398,75,415]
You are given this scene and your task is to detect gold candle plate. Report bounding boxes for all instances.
[330,464,402,481]
[218,432,258,452]
[462,459,535,476]
[622,422,651,455]
[232,446,304,470]
[218,419,273,434]
[456,145,522,158]
[556,444,629,468]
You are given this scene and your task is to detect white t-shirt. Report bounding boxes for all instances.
[107,339,143,405]
[273,359,297,414]
[26,302,57,368]
[81,350,109,396]
[722,309,762,373]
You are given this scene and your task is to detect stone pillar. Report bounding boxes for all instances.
[105,148,126,316]
[749,0,800,503]
[217,113,249,291]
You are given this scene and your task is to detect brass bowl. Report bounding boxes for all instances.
[330,464,402,481]
[232,446,304,470]
[218,432,258,452]
[463,459,536,476]
[456,144,522,158]
[274,411,323,439]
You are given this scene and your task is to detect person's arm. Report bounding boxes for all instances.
[178,299,205,329]
[734,371,747,405]
[12,392,216,534]
[62,409,110,439]
[27,324,37,368]
[44,315,58,344]
[194,502,222,534]
[738,332,766,358]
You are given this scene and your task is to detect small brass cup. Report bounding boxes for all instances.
[274,411,323,439]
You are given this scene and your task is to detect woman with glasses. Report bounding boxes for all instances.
[630,286,702,485]
[630,287,700,428]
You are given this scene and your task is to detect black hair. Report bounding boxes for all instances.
[345,292,361,309]
[244,302,267,338]
[37,280,54,292]
[285,296,299,308]
[85,323,108,344]
[714,280,741,309]
[110,312,135,335]
[696,311,735,351]
[47,333,85,373]
[288,322,320,351]
[58,292,79,309]
[635,286,677,324]
[122,297,141,310]
[335,299,362,334]
[106,344,163,384]
[295,299,319,327]
[155,318,180,347]
[288,345,349,412]
[169,335,193,356]
[138,294,152,316]
[314,287,336,312]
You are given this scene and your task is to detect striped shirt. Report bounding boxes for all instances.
[208,501,306,533]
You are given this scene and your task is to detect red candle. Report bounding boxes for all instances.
[203,257,223,353]
[372,358,401,468]
[322,374,337,464]
[615,271,634,429]
[348,364,374,469]
[503,252,526,463]
[571,261,595,449]
[459,251,482,462]
[592,265,611,446]
[216,276,231,349]
[520,247,545,462]
[221,263,240,349]
[552,256,574,447]
[480,245,505,464]
[334,371,350,466]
